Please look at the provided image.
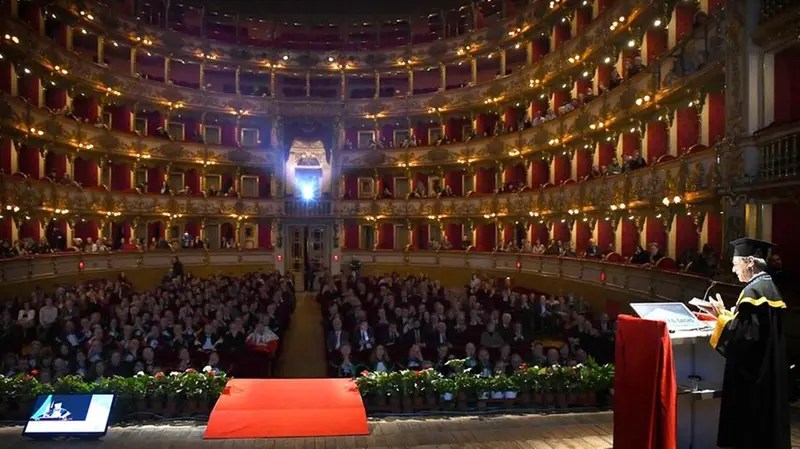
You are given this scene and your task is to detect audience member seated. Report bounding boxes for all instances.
[0,271,296,382]
[317,272,616,381]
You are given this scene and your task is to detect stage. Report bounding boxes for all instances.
[0,412,614,448]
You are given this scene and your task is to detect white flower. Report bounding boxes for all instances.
[170,371,182,377]
[135,371,145,377]
[203,366,213,373]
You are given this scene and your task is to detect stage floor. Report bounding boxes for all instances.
[4,410,800,448]
[0,412,612,448]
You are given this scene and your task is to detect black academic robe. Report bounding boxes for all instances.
[711,273,790,449]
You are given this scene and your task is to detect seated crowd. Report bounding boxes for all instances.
[318,272,615,378]
[0,270,295,382]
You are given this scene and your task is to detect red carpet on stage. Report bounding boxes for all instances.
[203,378,369,439]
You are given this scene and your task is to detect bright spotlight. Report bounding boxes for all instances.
[300,183,315,201]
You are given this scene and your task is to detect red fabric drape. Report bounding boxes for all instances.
[576,151,592,180]
[147,166,164,193]
[73,157,98,187]
[707,92,726,145]
[45,88,68,111]
[531,159,549,187]
[532,39,548,63]
[111,163,131,190]
[378,223,394,249]
[75,220,98,241]
[475,167,495,194]
[44,153,66,178]
[771,202,800,278]
[0,62,13,95]
[553,155,570,184]
[705,212,722,254]
[186,169,201,194]
[345,175,359,199]
[552,222,569,243]
[474,113,488,136]
[20,76,41,105]
[613,315,677,449]
[476,223,495,251]
[111,105,132,133]
[676,107,699,154]
[446,223,462,248]
[19,145,41,179]
[552,90,568,113]
[674,215,698,257]
[597,219,613,251]
[644,30,667,64]
[622,133,641,157]
[672,5,696,44]
[621,219,638,256]
[185,221,201,238]
[344,223,359,250]
[596,65,610,91]
[444,170,463,196]
[0,217,12,242]
[645,218,666,255]
[773,45,800,124]
[552,23,571,48]
[503,107,517,129]
[19,220,40,241]
[575,221,591,254]
[258,219,271,248]
[646,122,668,163]
[416,224,429,249]
[534,223,549,246]
[598,142,615,167]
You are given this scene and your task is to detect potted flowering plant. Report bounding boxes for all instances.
[435,378,457,407]
[539,366,555,406]
[453,372,477,411]
[416,369,442,410]
[512,364,535,405]
[475,376,493,410]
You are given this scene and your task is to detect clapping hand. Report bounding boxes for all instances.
[708,293,726,318]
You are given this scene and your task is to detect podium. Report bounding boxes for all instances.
[615,303,726,449]
[671,327,725,449]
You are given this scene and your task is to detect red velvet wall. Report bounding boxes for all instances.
[575,221,591,254]
[344,223,359,249]
[645,218,667,255]
[148,222,164,241]
[597,219,613,251]
[257,173,270,198]
[444,170,463,196]
[644,30,667,64]
[676,107,699,154]
[75,220,99,241]
[186,169,200,194]
[598,142,615,167]
[446,223,462,248]
[20,76,41,105]
[771,202,800,277]
[552,221,569,243]
[531,160,549,187]
[575,7,592,31]
[503,224,514,244]
[475,167,495,194]
[529,99,546,117]
[706,0,724,13]
[0,217,12,242]
[532,39,549,63]
[503,107,517,129]
[345,175,359,199]
[44,153,66,178]
[620,219,638,257]
[45,88,68,110]
[147,167,164,193]
[621,133,640,157]
[417,224,429,249]
[0,138,11,174]
[476,223,495,251]
[146,112,167,137]
[475,113,488,136]
[646,122,668,163]
[774,45,800,123]
[577,151,592,179]
[184,221,200,238]
[73,157,98,187]
[0,62,13,95]
[503,163,525,185]
[256,219,271,248]
[19,145,40,179]
[379,223,394,249]
[704,212,722,253]
[596,65,610,91]
[674,215,698,256]
[221,123,238,147]
[111,163,131,190]
[552,90,568,113]
[673,5,697,46]
[553,23,571,48]
[596,0,613,14]
[707,92,726,145]
[553,155,570,185]
[19,220,40,241]
[111,105,132,133]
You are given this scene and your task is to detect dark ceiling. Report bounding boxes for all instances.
[187,0,472,17]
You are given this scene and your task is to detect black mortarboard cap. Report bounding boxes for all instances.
[730,237,775,258]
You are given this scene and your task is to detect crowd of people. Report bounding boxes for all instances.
[0,270,295,382]
[317,272,615,378]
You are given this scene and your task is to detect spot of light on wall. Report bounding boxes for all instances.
[300,183,315,201]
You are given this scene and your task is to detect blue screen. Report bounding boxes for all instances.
[23,394,114,436]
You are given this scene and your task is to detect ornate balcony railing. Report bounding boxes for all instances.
[336,147,717,219]
[284,198,333,217]
[344,250,741,304]
[0,249,275,287]
[0,97,282,169]
[0,0,651,118]
[0,174,283,219]
[71,0,563,70]
[758,124,800,183]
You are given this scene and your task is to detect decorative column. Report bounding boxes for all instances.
[199,61,206,90]
[439,62,446,91]
[340,71,347,100]
[164,57,171,83]
[526,41,534,66]
[96,36,105,65]
[130,47,137,77]
[270,69,277,98]
[374,70,380,98]
[235,66,241,94]
[499,48,507,76]
[305,71,311,97]
[407,69,414,95]
[470,57,478,85]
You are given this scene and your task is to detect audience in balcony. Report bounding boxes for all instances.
[0,271,295,382]
[318,272,615,379]
[610,68,623,89]
[160,181,172,195]
[155,126,173,140]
